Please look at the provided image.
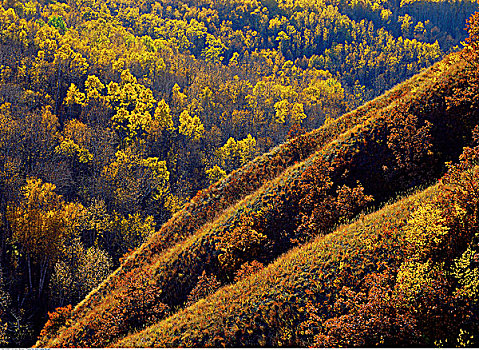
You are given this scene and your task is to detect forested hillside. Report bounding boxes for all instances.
[0,0,477,345]
[33,11,479,348]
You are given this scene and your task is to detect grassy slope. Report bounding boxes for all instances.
[114,183,437,347]
[37,49,474,347]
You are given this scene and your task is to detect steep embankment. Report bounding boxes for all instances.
[116,183,437,347]
[37,45,479,347]
[115,162,479,347]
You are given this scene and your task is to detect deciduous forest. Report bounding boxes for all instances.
[0,0,478,346]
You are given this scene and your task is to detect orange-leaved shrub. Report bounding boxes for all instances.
[234,260,264,283]
[39,305,72,340]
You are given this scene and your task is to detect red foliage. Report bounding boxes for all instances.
[311,271,418,347]
[294,156,373,236]
[39,305,73,340]
[446,13,479,125]
[233,260,264,283]
[305,127,479,347]
[438,125,479,262]
[387,112,434,181]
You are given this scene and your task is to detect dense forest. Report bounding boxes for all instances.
[0,0,478,345]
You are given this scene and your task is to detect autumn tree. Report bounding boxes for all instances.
[50,238,113,306]
[99,147,170,217]
[7,178,85,298]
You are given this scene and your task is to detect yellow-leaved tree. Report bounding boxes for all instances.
[100,147,170,217]
[207,134,257,177]
[50,237,113,306]
[7,178,84,299]
[395,203,450,303]
[178,110,204,141]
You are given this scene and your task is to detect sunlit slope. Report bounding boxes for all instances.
[115,154,479,347]
[115,183,437,347]
[116,163,479,347]
[37,49,479,348]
